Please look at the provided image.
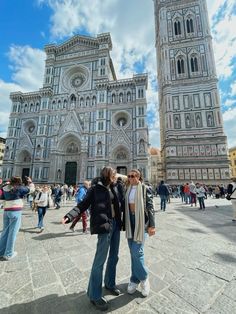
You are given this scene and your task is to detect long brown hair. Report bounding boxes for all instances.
[100,167,115,186]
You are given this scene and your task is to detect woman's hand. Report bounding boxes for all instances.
[148,227,155,237]
[61,217,69,224]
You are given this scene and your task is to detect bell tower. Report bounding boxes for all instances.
[154,0,230,184]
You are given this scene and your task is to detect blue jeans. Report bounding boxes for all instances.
[87,219,120,301]
[37,207,47,228]
[127,213,148,284]
[160,195,167,210]
[0,210,22,257]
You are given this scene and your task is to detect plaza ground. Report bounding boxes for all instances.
[0,196,235,313]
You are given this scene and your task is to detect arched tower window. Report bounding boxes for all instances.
[86,96,90,106]
[186,18,194,33]
[177,58,185,74]
[191,56,199,72]
[174,20,181,35]
[97,141,102,155]
[127,91,131,102]
[119,93,123,103]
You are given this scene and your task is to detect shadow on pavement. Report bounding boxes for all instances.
[0,284,136,314]
[174,203,236,243]
[214,252,236,264]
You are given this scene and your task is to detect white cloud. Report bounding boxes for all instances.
[0,46,45,138]
[0,80,20,136]
[7,45,45,91]
[231,81,236,96]
[223,107,236,148]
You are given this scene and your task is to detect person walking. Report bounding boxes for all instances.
[227,178,236,222]
[34,185,50,231]
[62,167,124,311]
[195,183,206,210]
[0,176,34,260]
[125,169,155,297]
[189,181,197,207]
[69,181,90,233]
[157,180,170,211]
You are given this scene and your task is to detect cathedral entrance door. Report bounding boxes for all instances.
[22,168,30,180]
[65,162,77,185]
[117,166,127,175]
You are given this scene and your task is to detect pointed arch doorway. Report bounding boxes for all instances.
[65,162,77,185]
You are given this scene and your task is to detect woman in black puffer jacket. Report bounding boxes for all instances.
[62,167,124,311]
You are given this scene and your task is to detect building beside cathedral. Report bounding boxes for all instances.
[154,0,230,184]
[2,33,149,185]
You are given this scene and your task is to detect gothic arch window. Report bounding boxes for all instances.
[30,103,34,112]
[177,58,185,74]
[97,141,102,155]
[186,18,194,33]
[80,97,84,107]
[119,93,123,103]
[112,93,116,103]
[36,103,40,112]
[52,100,56,110]
[174,20,181,35]
[127,91,131,102]
[57,100,61,109]
[24,104,28,113]
[190,56,199,72]
[86,96,90,107]
[138,89,144,98]
[92,96,97,106]
[70,94,76,104]
[139,139,145,153]
[63,99,67,109]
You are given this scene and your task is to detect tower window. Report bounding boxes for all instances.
[177,58,185,74]
[174,21,181,35]
[138,89,144,98]
[186,18,194,33]
[191,57,199,72]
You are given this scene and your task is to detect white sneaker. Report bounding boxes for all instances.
[3,251,18,261]
[140,278,150,297]
[127,281,139,294]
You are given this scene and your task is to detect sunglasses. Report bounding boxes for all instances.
[128,175,135,178]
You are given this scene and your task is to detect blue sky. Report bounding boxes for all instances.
[0,0,236,148]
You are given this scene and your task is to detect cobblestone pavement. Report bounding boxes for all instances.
[0,197,235,314]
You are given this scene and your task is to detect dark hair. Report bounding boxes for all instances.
[100,166,115,186]
[10,176,22,186]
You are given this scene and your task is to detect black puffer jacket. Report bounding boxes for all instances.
[65,181,123,234]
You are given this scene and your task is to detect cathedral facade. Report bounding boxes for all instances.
[154,0,230,184]
[2,33,149,185]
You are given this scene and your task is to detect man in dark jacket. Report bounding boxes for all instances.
[158,180,170,211]
[62,167,124,311]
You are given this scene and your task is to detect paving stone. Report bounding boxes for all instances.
[51,256,75,273]
[59,267,86,287]
[34,283,66,299]
[31,269,57,289]
[168,269,226,312]
[0,269,31,295]
[29,260,54,274]
[0,291,10,309]
[197,259,236,281]
[205,294,236,314]
[222,279,236,301]
[148,291,199,314]
[9,283,34,305]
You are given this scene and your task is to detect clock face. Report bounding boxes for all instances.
[71,74,85,88]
